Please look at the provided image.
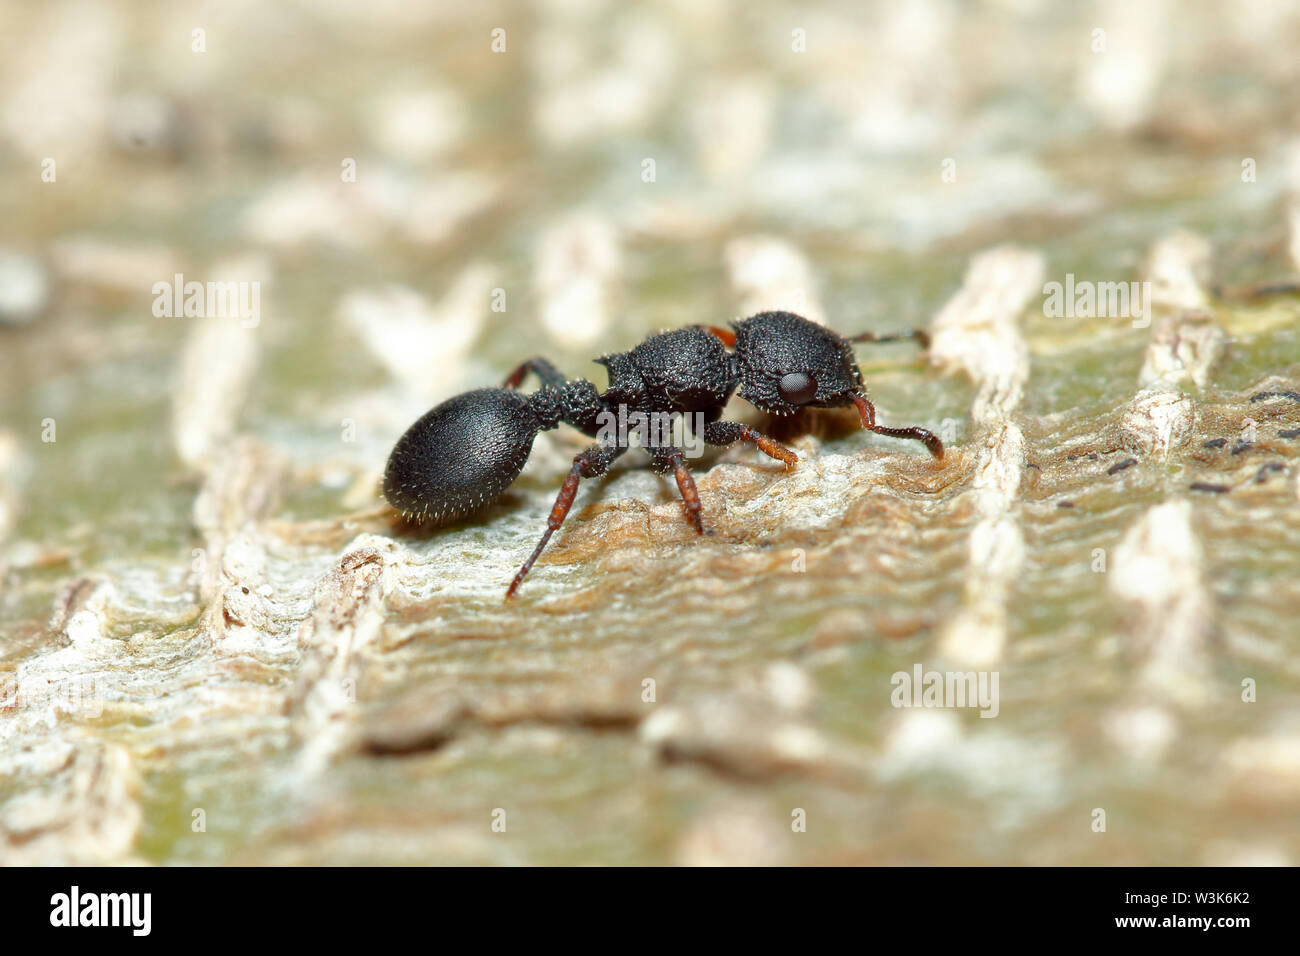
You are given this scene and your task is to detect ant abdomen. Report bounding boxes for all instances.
[383,387,540,527]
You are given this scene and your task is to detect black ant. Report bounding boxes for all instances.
[382,311,944,599]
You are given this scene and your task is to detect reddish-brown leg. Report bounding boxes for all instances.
[698,325,736,347]
[702,421,799,471]
[506,442,624,599]
[667,449,704,533]
[503,357,566,390]
[850,393,944,460]
[739,425,798,471]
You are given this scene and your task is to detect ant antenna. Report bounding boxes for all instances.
[847,328,931,348]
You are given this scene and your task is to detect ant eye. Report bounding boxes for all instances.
[778,371,817,405]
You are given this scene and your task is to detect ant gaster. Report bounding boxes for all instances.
[382,311,944,599]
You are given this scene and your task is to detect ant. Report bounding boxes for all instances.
[382,310,944,599]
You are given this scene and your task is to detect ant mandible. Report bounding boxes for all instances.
[382,310,944,599]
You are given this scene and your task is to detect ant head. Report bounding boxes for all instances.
[732,311,864,415]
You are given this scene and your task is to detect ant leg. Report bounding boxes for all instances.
[650,447,705,533]
[695,325,736,347]
[506,441,625,599]
[849,393,944,460]
[703,420,799,471]
[503,357,567,390]
[848,328,931,348]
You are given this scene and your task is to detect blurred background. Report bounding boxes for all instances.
[2,0,1299,865]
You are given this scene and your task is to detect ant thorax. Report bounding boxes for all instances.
[598,327,737,414]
